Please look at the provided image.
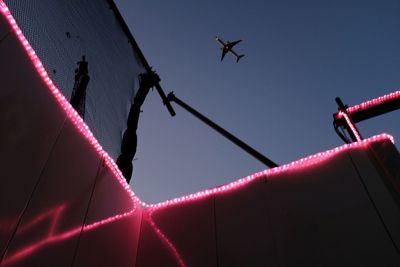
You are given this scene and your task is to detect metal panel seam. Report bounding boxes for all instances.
[346,152,400,254]
[70,158,104,267]
[0,117,67,264]
[133,209,144,267]
[213,195,219,267]
[0,30,10,45]
[366,143,400,207]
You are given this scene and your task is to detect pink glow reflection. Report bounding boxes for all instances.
[1,204,138,266]
[145,209,187,267]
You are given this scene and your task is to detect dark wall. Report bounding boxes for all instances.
[136,140,400,267]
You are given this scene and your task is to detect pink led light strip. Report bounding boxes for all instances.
[345,91,400,114]
[334,91,400,142]
[0,1,140,220]
[144,133,394,209]
[145,211,187,267]
[339,111,362,142]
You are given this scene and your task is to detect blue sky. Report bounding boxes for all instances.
[115,0,400,203]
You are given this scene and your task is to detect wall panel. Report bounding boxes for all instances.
[72,164,142,267]
[0,25,66,258]
[1,119,101,267]
[215,179,278,267]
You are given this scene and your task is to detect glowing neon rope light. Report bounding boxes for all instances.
[144,133,394,209]
[334,91,400,142]
[345,91,400,115]
[339,111,362,142]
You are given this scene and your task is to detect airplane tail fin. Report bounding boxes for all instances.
[236,54,244,63]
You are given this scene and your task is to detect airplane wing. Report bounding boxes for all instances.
[215,37,225,46]
[227,40,242,49]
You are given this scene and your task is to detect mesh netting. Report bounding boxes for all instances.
[4,0,145,159]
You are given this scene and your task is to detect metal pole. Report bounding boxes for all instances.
[108,0,176,116]
[335,97,362,142]
[167,92,278,168]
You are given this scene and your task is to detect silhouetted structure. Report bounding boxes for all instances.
[70,56,90,119]
[117,71,161,182]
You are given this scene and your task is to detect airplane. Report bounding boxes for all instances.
[215,36,245,62]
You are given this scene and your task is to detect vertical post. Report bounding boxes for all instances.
[70,56,90,119]
[335,97,362,142]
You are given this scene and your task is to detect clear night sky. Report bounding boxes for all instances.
[115,0,400,203]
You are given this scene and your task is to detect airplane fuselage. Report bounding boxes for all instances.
[215,36,244,62]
